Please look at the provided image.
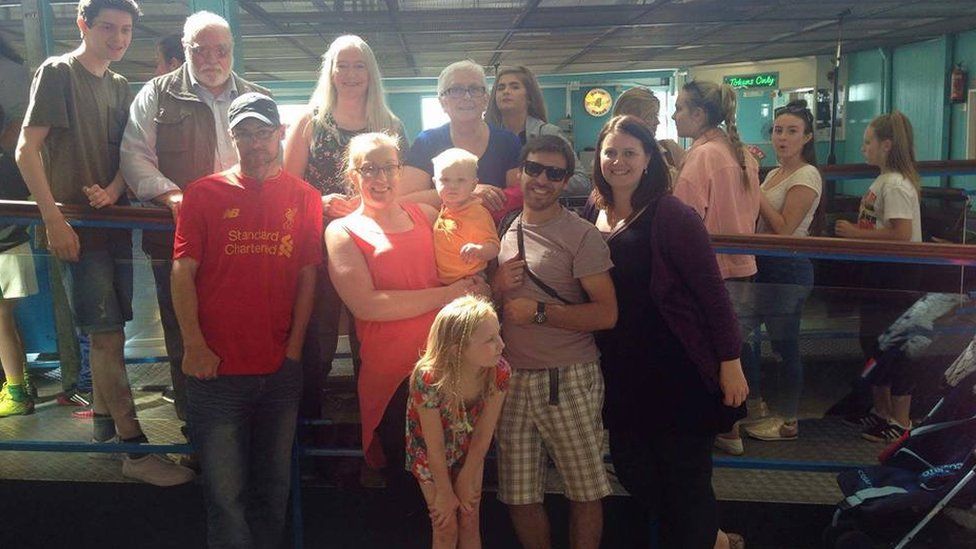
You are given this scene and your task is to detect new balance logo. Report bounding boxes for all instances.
[223,208,240,219]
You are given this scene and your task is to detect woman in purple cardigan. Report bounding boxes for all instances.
[583,116,748,549]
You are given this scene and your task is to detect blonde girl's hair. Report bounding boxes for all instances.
[412,296,500,424]
[869,111,921,192]
[485,65,549,126]
[308,35,402,137]
[612,87,661,128]
[681,80,749,187]
[344,131,400,175]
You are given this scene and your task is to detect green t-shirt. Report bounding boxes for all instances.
[23,54,132,206]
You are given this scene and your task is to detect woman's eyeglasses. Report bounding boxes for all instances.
[440,85,488,99]
[522,160,569,181]
[355,163,403,179]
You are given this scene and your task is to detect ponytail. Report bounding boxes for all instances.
[870,111,920,192]
[683,81,750,188]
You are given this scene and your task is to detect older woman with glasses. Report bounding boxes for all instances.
[400,60,522,220]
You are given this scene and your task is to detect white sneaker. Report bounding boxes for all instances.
[122,454,196,486]
[714,434,744,456]
[738,399,770,426]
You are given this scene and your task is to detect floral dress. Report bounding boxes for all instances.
[405,359,511,482]
[303,110,406,197]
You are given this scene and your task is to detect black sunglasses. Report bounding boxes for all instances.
[522,160,569,181]
[774,104,813,121]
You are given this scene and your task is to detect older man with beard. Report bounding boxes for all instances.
[121,10,269,429]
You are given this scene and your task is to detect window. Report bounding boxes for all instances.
[421,96,449,130]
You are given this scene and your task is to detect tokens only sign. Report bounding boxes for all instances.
[723,72,779,90]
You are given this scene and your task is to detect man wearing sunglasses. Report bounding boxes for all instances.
[171,92,322,548]
[492,135,618,549]
[120,11,269,430]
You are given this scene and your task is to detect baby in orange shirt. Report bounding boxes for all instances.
[432,148,500,284]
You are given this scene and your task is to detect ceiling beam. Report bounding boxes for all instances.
[487,0,540,68]
[694,0,935,66]
[237,0,321,62]
[553,0,676,72]
[383,0,419,76]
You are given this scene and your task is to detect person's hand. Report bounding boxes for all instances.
[83,184,122,209]
[834,219,855,238]
[429,487,460,528]
[719,359,749,407]
[323,193,359,218]
[472,184,506,211]
[182,343,220,380]
[155,190,183,220]
[503,297,537,326]
[494,257,526,294]
[460,243,485,264]
[447,276,491,302]
[45,217,81,262]
[453,463,484,514]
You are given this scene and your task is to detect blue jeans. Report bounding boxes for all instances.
[187,358,302,549]
[741,257,813,419]
[59,228,133,334]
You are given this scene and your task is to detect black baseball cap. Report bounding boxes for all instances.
[228,92,280,129]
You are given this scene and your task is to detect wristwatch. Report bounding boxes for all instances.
[533,302,547,325]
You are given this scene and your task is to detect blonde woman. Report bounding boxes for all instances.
[283,35,406,417]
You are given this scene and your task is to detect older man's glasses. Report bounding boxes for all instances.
[189,44,231,60]
[523,160,568,181]
[441,85,488,99]
[355,163,403,179]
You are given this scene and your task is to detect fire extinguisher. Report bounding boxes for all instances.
[951,64,968,103]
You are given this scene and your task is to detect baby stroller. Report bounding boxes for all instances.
[825,347,976,548]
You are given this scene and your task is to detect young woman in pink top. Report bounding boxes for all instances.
[672,80,760,459]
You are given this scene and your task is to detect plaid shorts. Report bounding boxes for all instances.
[496,360,611,504]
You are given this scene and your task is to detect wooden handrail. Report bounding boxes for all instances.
[3,200,975,265]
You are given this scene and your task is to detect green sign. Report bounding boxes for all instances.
[723,72,779,90]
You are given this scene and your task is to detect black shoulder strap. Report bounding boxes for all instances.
[517,215,574,305]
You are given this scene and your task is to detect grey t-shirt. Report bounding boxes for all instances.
[498,207,613,370]
[23,54,132,206]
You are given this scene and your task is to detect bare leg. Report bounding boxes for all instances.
[872,385,893,419]
[419,480,460,549]
[457,500,481,549]
[0,300,26,383]
[89,330,140,439]
[891,395,912,428]
[508,503,551,549]
[568,499,602,549]
[714,529,729,549]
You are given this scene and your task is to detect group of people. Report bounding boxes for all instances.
[0,0,929,547]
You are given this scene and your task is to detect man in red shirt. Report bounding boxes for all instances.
[171,92,323,548]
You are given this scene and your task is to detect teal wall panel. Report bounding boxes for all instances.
[843,49,885,180]
[388,92,427,143]
[950,29,976,190]
[892,37,947,190]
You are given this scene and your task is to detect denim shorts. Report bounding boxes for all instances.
[60,228,133,334]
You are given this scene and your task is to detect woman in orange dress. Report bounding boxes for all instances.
[325,132,487,501]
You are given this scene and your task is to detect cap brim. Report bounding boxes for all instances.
[229,112,276,129]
